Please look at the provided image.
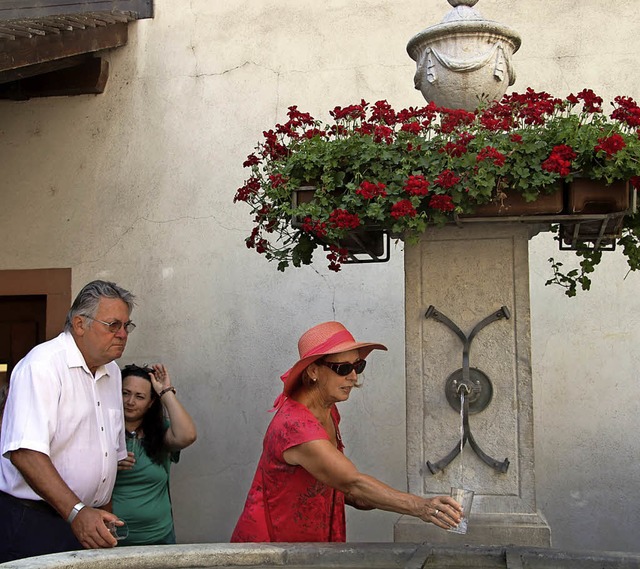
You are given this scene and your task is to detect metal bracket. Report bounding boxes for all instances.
[424,305,510,474]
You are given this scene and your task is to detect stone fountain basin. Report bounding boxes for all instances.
[3,543,640,569]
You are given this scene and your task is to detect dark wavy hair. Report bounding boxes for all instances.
[121,364,168,465]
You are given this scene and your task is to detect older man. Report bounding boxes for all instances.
[0,280,135,562]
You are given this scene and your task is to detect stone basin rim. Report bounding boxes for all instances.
[3,542,640,569]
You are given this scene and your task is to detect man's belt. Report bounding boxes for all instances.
[0,489,58,517]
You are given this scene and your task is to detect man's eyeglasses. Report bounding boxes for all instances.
[84,315,136,334]
[318,359,366,376]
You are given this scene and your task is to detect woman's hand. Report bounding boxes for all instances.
[150,364,172,395]
[418,495,463,530]
[117,452,135,471]
[149,363,197,451]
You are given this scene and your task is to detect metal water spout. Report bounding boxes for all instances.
[407,0,521,111]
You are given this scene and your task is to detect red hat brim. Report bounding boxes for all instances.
[281,340,387,396]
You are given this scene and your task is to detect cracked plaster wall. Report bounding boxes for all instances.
[0,0,639,552]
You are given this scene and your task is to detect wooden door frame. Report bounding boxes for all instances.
[0,269,71,339]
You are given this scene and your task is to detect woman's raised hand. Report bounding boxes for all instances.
[150,364,172,395]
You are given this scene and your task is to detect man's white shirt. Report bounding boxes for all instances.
[0,331,127,505]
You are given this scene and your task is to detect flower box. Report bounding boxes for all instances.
[236,90,640,292]
[460,187,563,218]
[566,178,630,214]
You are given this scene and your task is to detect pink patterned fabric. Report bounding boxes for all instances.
[231,398,346,542]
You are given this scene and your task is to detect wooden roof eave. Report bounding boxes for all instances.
[0,11,136,99]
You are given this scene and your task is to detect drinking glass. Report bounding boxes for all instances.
[126,431,141,456]
[448,487,474,535]
[107,519,129,540]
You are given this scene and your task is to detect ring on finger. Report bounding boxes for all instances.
[434,509,440,517]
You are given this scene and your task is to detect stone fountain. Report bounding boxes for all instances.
[395,0,551,547]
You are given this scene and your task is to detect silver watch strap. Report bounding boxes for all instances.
[66,501,86,524]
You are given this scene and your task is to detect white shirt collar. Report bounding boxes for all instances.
[61,331,111,380]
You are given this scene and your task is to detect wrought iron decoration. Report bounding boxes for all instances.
[425,305,510,474]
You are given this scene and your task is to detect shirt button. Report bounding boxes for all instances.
[101,427,104,431]
[105,452,108,457]
[102,478,106,483]
[97,402,101,406]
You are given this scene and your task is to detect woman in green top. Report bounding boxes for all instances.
[113,364,197,545]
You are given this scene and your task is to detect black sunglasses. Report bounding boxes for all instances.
[319,359,366,376]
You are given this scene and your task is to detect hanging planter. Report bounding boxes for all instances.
[566,177,630,214]
[291,186,390,263]
[559,179,633,250]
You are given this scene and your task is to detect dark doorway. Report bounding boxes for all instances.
[0,295,47,384]
[0,267,71,392]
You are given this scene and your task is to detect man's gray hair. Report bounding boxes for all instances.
[64,280,136,332]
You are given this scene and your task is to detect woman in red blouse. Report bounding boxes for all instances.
[231,321,462,542]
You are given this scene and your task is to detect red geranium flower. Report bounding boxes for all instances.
[400,122,422,135]
[373,124,394,144]
[234,177,261,203]
[541,144,576,176]
[243,154,260,168]
[268,174,287,188]
[328,209,361,230]
[594,133,626,157]
[326,245,349,272]
[429,194,455,212]
[477,146,506,167]
[611,96,640,128]
[435,169,461,189]
[390,200,417,219]
[356,181,388,199]
[301,217,328,238]
[403,175,430,196]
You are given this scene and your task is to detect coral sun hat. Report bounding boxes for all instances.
[280,321,387,397]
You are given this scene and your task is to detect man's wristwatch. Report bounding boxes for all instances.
[67,501,86,524]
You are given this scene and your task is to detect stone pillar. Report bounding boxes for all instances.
[394,223,551,546]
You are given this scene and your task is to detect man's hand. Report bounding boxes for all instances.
[71,507,119,549]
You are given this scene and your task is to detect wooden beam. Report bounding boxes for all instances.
[0,1,153,20]
[0,54,87,83]
[0,20,128,76]
[0,56,109,99]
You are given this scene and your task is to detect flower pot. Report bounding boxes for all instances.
[292,186,317,208]
[461,187,563,218]
[560,178,631,249]
[566,178,630,214]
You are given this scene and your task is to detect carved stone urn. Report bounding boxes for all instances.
[407,0,521,111]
